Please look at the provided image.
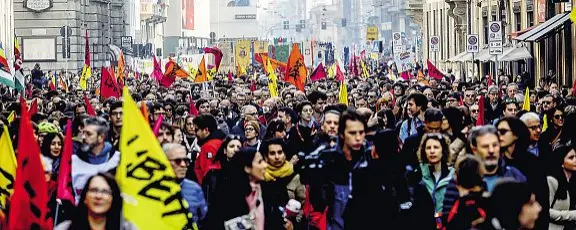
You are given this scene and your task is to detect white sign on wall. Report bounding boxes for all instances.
[22,38,57,61]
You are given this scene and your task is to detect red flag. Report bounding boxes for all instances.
[335,63,345,82]
[203,47,223,72]
[152,56,163,82]
[426,59,444,80]
[476,95,485,126]
[250,80,257,92]
[459,95,464,106]
[189,96,198,117]
[487,74,494,87]
[84,94,97,116]
[284,43,307,92]
[49,80,56,91]
[9,99,52,230]
[29,98,38,117]
[100,66,121,99]
[353,56,359,76]
[57,119,75,204]
[360,50,366,60]
[227,71,234,82]
[152,114,164,137]
[310,63,327,82]
[400,71,412,80]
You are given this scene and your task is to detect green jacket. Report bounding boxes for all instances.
[420,163,455,213]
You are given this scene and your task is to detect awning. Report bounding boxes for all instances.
[447,52,466,62]
[474,47,521,62]
[515,13,572,42]
[499,47,533,61]
[474,48,491,62]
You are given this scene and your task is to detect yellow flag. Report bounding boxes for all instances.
[80,65,91,90]
[0,125,17,208]
[208,68,216,81]
[116,87,194,230]
[187,63,197,78]
[571,7,576,23]
[339,81,348,106]
[7,111,15,124]
[522,88,530,111]
[361,60,369,78]
[267,59,279,97]
[327,64,336,79]
[542,114,549,132]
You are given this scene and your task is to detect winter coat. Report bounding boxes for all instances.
[72,142,120,203]
[449,138,467,166]
[180,179,208,224]
[194,129,226,185]
[420,164,455,213]
[548,176,576,230]
[505,152,550,230]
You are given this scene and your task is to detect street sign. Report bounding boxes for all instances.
[283,21,289,30]
[393,45,403,53]
[466,34,479,53]
[488,21,502,41]
[392,32,402,46]
[488,21,503,55]
[121,36,133,50]
[429,36,440,52]
[366,26,378,41]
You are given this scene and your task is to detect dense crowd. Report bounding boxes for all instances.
[0,61,575,230]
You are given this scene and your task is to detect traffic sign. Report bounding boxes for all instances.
[429,36,440,52]
[393,45,403,53]
[488,21,502,41]
[392,32,402,46]
[466,34,479,53]
[366,26,378,40]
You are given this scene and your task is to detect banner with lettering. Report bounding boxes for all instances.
[394,51,416,73]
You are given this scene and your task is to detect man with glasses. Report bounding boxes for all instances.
[485,86,503,122]
[520,112,542,157]
[463,88,476,107]
[231,104,266,139]
[107,101,123,151]
[539,94,555,114]
[163,143,207,225]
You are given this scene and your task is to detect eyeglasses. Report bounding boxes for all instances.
[245,127,256,132]
[470,109,479,113]
[87,188,113,197]
[554,114,564,119]
[169,158,190,166]
[465,94,475,98]
[497,128,510,136]
[527,125,541,131]
[542,101,552,105]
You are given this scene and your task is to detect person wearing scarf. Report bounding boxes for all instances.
[261,138,306,205]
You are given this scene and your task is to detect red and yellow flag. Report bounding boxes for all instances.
[80,30,91,90]
[195,56,208,83]
[117,51,125,88]
[284,43,307,92]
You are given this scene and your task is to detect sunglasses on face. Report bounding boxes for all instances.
[169,158,190,166]
[554,114,564,119]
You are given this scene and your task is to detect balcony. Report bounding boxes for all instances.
[141,1,168,24]
[402,0,424,27]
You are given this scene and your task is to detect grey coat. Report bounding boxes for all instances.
[548,176,576,230]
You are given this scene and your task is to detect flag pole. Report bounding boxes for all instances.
[54,199,61,226]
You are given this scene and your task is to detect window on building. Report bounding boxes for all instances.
[447,17,451,58]
[515,13,521,31]
[527,12,534,27]
[440,9,443,60]
[483,16,489,44]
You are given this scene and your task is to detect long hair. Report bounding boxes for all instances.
[496,116,530,157]
[214,135,244,168]
[263,119,285,140]
[548,144,576,205]
[227,147,259,198]
[69,173,123,230]
[418,133,451,177]
[40,132,64,159]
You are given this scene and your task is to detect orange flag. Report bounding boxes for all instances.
[141,101,150,124]
[195,56,208,83]
[164,58,189,78]
[284,43,307,92]
[9,97,52,229]
[117,51,125,88]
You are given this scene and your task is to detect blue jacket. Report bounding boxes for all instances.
[180,179,208,223]
[420,164,454,213]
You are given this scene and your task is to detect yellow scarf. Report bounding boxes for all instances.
[264,161,294,182]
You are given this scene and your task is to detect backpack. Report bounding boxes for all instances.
[443,192,487,230]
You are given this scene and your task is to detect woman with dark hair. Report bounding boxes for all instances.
[203,135,243,205]
[540,106,566,154]
[442,107,466,165]
[418,133,454,216]
[376,108,396,130]
[204,147,285,230]
[40,132,64,177]
[484,180,542,230]
[546,144,576,230]
[558,111,576,147]
[263,119,286,140]
[54,173,137,230]
[496,116,550,229]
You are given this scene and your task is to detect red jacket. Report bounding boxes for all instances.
[194,130,226,185]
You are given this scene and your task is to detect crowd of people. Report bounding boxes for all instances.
[0,60,574,230]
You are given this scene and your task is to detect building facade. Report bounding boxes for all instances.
[14,0,135,71]
[1,0,15,63]
[421,0,575,84]
[163,0,211,57]
[210,0,259,41]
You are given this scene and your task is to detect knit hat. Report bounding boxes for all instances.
[244,120,260,135]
